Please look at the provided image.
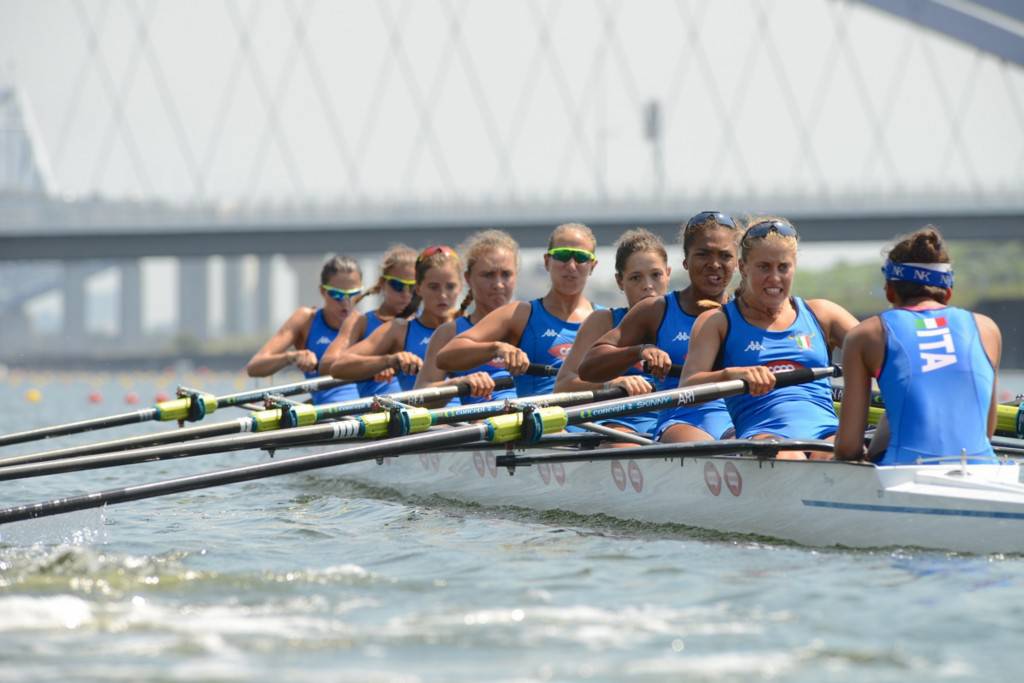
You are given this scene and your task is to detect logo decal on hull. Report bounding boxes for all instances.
[628,460,644,493]
[552,462,566,486]
[724,461,742,496]
[473,452,486,477]
[611,460,627,491]
[704,461,722,496]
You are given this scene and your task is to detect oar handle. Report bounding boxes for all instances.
[453,376,515,398]
[526,363,559,377]
[641,361,683,378]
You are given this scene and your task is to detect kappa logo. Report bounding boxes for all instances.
[541,328,559,338]
[745,340,765,352]
[673,331,690,342]
[420,336,432,346]
[315,336,332,346]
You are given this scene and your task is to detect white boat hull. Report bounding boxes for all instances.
[342,446,1024,554]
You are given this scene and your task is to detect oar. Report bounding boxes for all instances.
[0,381,507,468]
[0,366,835,523]
[0,365,560,466]
[0,383,626,483]
[0,376,352,448]
[831,386,1023,437]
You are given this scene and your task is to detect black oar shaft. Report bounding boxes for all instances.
[0,425,486,525]
[0,409,158,448]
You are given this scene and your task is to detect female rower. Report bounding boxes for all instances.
[246,255,362,404]
[578,212,739,442]
[415,230,520,404]
[320,244,417,396]
[681,218,858,459]
[327,245,462,392]
[835,227,1001,463]
[435,222,601,397]
[554,228,670,438]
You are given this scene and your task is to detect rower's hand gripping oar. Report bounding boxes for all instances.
[0,375,352,448]
[0,366,837,525]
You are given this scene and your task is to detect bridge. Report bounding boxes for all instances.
[0,0,1022,366]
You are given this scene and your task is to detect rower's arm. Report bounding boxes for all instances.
[246,307,316,376]
[682,309,777,396]
[578,297,664,383]
[319,311,367,375]
[835,322,873,460]
[555,310,613,392]
[415,322,456,389]
[975,312,1003,437]
[328,320,408,380]
[807,299,860,350]
[436,301,527,372]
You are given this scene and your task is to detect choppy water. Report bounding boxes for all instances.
[1,369,1023,682]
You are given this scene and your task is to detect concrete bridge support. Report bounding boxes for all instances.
[178,257,209,341]
[119,259,142,342]
[62,262,88,340]
[255,255,273,335]
[223,256,245,337]
[286,254,325,312]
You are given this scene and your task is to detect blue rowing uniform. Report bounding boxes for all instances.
[355,311,401,398]
[515,298,588,397]
[597,307,659,436]
[653,293,733,440]
[400,317,436,391]
[448,316,517,405]
[718,297,836,439]
[876,307,996,465]
[304,309,359,404]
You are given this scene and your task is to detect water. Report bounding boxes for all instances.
[1,369,1023,682]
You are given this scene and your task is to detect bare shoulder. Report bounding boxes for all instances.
[845,315,882,345]
[629,294,667,325]
[973,312,1002,342]
[805,298,851,319]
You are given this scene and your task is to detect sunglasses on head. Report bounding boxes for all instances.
[743,220,799,241]
[547,247,596,264]
[383,275,416,293]
[417,245,456,262]
[321,284,362,302]
[685,211,737,230]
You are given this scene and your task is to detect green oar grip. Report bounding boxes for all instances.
[154,394,218,422]
[359,407,432,439]
[484,407,568,444]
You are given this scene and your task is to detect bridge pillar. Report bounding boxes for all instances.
[255,255,273,335]
[63,262,88,340]
[286,255,324,312]
[178,257,209,341]
[119,259,142,342]
[223,256,245,337]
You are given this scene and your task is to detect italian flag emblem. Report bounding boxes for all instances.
[915,317,947,330]
[793,334,813,350]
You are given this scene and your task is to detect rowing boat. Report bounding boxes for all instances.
[340,442,1024,554]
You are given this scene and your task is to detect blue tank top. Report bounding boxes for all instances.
[653,293,733,437]
[400,317,436,391]
[448,316,517,405]
[355,311,401,398]
[719,297,836,439]
[303,309,359,404]
[595,306,659,435]
[515,298,587,397]
[876,307,996,465]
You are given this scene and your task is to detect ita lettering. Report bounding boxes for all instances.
[916,318,956,373]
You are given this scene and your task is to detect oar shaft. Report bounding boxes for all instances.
[0,408,158,448]
[0,425,486,525]
[214,376,347,407]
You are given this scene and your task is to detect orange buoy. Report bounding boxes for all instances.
[88,391,103,404]
[154,391,170,402]
[124,392,140,405]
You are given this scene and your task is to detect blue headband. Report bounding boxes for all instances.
[882,260,954,288]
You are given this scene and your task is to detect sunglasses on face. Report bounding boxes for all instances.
[321,284,362,302]
[547,247,596,264]
[743,220,799,241]
[685,211,737,230]
[383,275,416,293]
